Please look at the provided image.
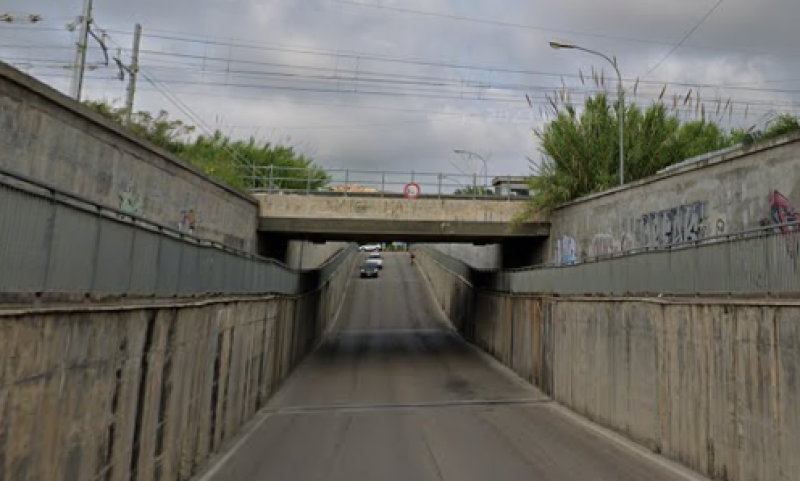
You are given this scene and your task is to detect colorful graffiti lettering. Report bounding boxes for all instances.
[635,202,707,248]
[556,235,578,265]
[769,190,798,256]
[770,190,798,226]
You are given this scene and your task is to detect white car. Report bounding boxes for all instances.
[359,244,382,252]
[367,252,383,269]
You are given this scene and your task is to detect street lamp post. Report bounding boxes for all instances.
[550,41,625,185]
[453,149,489,191]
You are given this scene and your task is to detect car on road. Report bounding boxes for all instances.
[359,244,382,252]
[360,261,380,278]
[367,252,383,269]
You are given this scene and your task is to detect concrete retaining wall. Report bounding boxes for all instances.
[427,243,502,269]
[548,133,800,265]
[0,253,357,481]
[286,241,350,269]
[417,249,800,481]
[0,61,258,252]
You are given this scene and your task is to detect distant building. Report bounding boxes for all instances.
[492,176,531,197]
[330,184,378,193]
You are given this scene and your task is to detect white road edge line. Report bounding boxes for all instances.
[191,410,275,481]
[548,404,711,481]
[269,398,551,415]
[325,252,358,336]
[192,252,360,481]
[416,253,710,481]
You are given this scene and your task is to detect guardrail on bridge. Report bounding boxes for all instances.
[246,165,531,199]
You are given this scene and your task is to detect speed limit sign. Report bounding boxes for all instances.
[404,182,421,199]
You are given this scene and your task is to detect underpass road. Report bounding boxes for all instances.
[198,253,706,481]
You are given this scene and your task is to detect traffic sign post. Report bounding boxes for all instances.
[404,183,421,199]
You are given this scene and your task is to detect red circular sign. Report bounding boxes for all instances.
[404,182,421,199]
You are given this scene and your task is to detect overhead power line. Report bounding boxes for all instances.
[103,47,800,100]
[103,26,777,80]
[71,28,793,105]
[329,0,773,58]
[13,54,800,114]
[8,28,794,132]
[23,69,795,125]
[25,67,800,117]
[0,25,66,32]
[8,39,800,101]
[332,0,677,47]
[642,0,725,78]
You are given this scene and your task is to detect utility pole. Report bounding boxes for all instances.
[124,23,142,123]
[70,0,93,101]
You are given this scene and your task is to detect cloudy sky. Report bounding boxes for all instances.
[1,0,799,177]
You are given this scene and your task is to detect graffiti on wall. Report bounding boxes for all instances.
[767,190,798,256]
[621,231,636,251]
[556,235,579,265]
[178,209,197,234]
[592,233,615,256]
[118,187,142,216]
[554,200,727,263]
[589,231,638,257]
[769,190,798,226]
[634,202,708,248]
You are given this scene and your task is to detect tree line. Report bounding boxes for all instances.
[84,101,329,192]
[526,87,800,212]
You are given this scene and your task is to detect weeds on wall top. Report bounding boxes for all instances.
[519,69,800,218]
[83,100,329,193]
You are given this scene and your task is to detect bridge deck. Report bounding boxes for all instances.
[197,253,702,481]
[255,192,549,242]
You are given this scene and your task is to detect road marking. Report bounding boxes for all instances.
[336,327,452,335]
[194,256,360,481]
[192,410,276,481]
[266,397,552,416]
[547,404,712,481]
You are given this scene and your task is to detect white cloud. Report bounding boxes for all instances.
[1,0,799,175]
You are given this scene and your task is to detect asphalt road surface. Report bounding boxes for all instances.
[198,253,704,481]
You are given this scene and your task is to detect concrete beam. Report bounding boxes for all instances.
[255,192,545,224]
[258,217,549,243]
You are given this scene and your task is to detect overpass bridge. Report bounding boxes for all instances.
[255,189,549,268]
[2,59,793,481]
[251,168,550,267]
[255,190,548,242]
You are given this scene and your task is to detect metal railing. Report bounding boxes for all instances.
[246,165,531,200]
[0,166,355,300]
[418,223,800,296]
